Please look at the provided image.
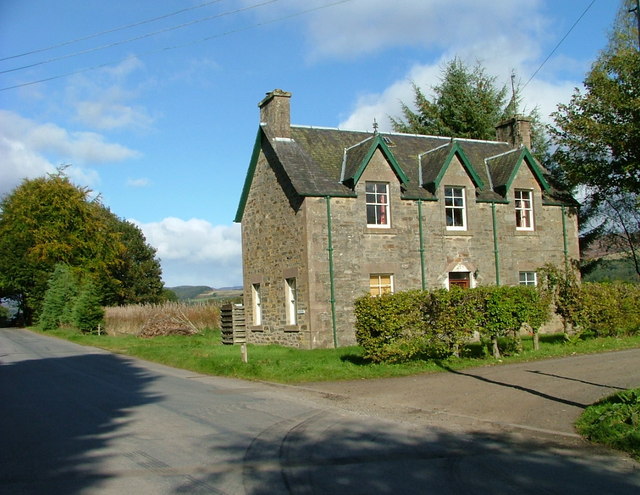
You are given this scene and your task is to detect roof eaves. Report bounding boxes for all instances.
[234,127,263,222]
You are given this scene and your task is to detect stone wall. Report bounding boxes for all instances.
[240,136,310,347]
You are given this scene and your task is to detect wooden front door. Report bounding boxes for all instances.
[449,272,470,289]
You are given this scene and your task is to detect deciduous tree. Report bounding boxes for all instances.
[0,171,165,323]
[551,1,640,278]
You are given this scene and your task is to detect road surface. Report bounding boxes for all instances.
[1,328,638,494]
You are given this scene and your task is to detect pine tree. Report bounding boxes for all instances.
[72,279,104,333]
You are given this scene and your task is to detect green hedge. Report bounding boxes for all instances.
[355,286,548,362]
[577,282,640,337]
[354,281,640,363]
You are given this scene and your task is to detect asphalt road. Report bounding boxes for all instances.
[1,328,639,494]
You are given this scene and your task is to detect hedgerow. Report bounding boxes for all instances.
[354,277,640,363]
[355,285,549,362]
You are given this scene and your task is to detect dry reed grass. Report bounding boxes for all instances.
[105,301,220,337]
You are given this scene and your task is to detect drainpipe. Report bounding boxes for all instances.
[561,205,569,271]
[491,202,501,285]
[325,196,338,348]
[418,200,426,290]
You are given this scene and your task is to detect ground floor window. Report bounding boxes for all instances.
[519,271,537,286]
[448,272,470,289]
[369,274,393,296]
[285,278,297,325]
[252,283,262,325]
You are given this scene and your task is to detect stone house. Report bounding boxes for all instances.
[234,89,579,348]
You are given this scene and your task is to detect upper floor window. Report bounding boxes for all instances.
[366,182,390,227]
[369,274,393,296]
[515,189,534,230]
[445,186,466,230]
[519,271,537,286]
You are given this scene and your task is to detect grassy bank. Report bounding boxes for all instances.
[35,328,640,384]
[576,388,640,461]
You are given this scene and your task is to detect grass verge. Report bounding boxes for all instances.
[33,328,640,384]
[576,388,640,461]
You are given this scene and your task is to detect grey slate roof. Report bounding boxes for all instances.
[235,124,575,222]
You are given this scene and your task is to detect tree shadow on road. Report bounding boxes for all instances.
[0,352,162,495]
[435,361,589,408]
[176,409,640,494]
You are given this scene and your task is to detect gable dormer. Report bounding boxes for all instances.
[485,147,550,199]
[419,140,484,194]
[340,134,409,189]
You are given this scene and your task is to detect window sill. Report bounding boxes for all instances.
[444,230,472,236]
[364,227,398,235]
[248,326,264,332]
[284,325,300,332]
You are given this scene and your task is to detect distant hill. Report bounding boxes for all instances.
[167,286,213,300]
[167,286,243,302]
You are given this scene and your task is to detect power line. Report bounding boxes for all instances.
[0,0,229,62]
[0,0,281,74]
[0,0,354,92]
[522,0,597,90]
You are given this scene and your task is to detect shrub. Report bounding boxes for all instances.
[355,285,551,363]
[577,282,640,337]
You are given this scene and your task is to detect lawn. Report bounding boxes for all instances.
[38,328,640,384]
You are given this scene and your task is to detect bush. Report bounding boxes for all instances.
[355,286,551,363]
[577,282,640,337]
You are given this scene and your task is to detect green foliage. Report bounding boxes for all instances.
[576,387,640,461]
[551,2,640,278]
[577,282,640,337]
[0,304,9,326]
[0,172,164,323]
[355,286,550,363]
[72,279,105,333]
[390,59,549,161]
[537,263,582,334]
[390,59,508,140]
[39,264,79,331]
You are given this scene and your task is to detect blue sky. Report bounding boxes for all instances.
[0,0,620,287]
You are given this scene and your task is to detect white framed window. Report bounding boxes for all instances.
[444,186,467,230]
[366,182,390,227]
[369,274,393,296]
[515,189,534,230]
[285,278,297,325]
[519,271,537,286]
[252,283,262,325]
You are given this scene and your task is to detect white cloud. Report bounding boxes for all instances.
[132,218,242,287]
[66,56,156,131]
[330,0,586,134]
[271,0,545,61]
[126,177,151,188]
[0,109,140,198]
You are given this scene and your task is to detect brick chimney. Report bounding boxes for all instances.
[258,89,292,139]
[495,116,532,149]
